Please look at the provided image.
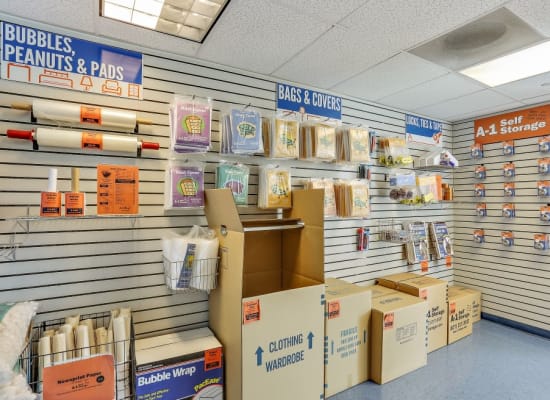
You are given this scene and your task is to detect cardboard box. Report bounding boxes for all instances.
[205,188,325,400]
[324,279,372,397]
[449,286,481,323]
[376,272,420,289]
[448,291,473,344]
[370,292,427,384]
[396,276,448,353]
[363,284,399,298]
[134,327,223,400]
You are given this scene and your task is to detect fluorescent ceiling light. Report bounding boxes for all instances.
[101,0,229,43]
[460,40,550,87]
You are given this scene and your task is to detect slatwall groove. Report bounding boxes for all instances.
[1,18,453,335]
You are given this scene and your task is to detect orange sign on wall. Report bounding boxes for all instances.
[474,104,550,144]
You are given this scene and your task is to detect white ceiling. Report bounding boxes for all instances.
[2,0,550,123]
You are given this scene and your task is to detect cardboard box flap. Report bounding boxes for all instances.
[363,285,399,298]
[398,276,447,290]
[376,272,420,289]
[372,292,426,313]
[325,281,371,300]
[283,189,324,228]
[205,188,243,233]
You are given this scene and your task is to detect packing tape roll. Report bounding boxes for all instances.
[32,99,137,131]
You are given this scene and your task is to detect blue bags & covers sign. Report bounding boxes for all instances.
[276,83,342,120]
[1,21,143,99]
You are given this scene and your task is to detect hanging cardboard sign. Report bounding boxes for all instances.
[474,104,550,144]
[405,114,443,146]
[276,83,342,121]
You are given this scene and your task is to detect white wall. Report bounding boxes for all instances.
[0,16,453,338]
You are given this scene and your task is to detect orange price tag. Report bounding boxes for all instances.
[383,312,394,330]
[243,299,260,324]
[446,255,452,268]
[419,288,428,300]
[327,300,340,319]
[82,132,103,150]
[204,347,222,371]
[449,301,456,314]
[420,260,429,272]
[81,106,102,125]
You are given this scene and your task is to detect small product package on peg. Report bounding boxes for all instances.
[258,164,292,209]
[474,183,486,198]
[299,121,337,161]
[501,231,514,247]
[470,143,483,159]
[169,95,212,153]
[502,140,515,156]
[379,137,412,167]
[539,158,550,174]
[220,104,263,154]
[305,178,337,217]
[263,111,300,159]
[473,229,485,243]
[504,182,515,197]
[540,204,550,222]
[502,203,515,218]
[534,234,549,250]
[503,162,515,178]
[164,161,205,209]
[215,162,249,205]
[538,180,550,197]
[476,202,487,217]
[539,136,550,153]
[334,179,370,218]
[388,170,417,204]
[335,125,371,163]
[474,165,486,180]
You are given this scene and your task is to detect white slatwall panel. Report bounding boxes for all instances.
[452,119,550,333]
[0,19,453,338]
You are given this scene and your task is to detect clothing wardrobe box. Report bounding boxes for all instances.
[370,292,427,384]
[204,188,325,400]
[447,290,474,344]
[448,286,481,323]
[134,327,223,400]
[324,279,372,397]
[394,276,448,353]
[376,272,420,289]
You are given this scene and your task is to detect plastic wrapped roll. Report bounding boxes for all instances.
[23,99,141,131]
[80,319,96,355]
[75,325,90,358]
[95,327,108,354]
[38,336,52,392]
[52,332,66,364]
[58,324,75,360]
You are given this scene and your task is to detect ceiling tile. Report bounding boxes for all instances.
[448,101,524,122]
[196,0,332,75]
[272,0,507,88]
[377,73,487,111]
[332,53,449,101]
[519,93,550,105]
[493,71,550,101]
[416,89,517,120]
[507,0,550,36]
[270,0,367,25]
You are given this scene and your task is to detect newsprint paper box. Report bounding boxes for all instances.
[134,327,223,400]
[205,188,325,400]
[370,292,427,384]
[324,279,372,397]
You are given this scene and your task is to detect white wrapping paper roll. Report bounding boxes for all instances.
[75,325,90,358]
[80,319,96,355]
[35,127,139,153]
[58,324,75,360]
[113,316,128,364]
[52,333,66,364]
[38,336,52,392]
[32,99,137,131]
[95,327,108,354]
[47,168,58,192]
[106,328,114,355]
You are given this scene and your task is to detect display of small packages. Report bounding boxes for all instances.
[470,143,483,159]
[474,165,486,180]
[379,137,412,167]
[501,231,514,247]
[539,136,550,153]
[335,125,371,163]
[221,106,263,154]
[97,164,139,215]
[473,229,485,244]
[388,170,416,204]
[162,225,219,292]
[215,162,249,205]
[476,202,487,217]
[429,222,453,259]
[169,95,212,153]
[165,161,205,209]
[474,183,486,198]
[504,182,515,197]
[263,114,300,159]
[539,158,550,174]
[134,327,223,400]
[305,178,337,217]
[416,174,442,204]
[258,164,292,209]
[502,203,515,218]
[502,140,515,156]
[334,179,370,218]
[405,221,430,265]
[503,162,515,178]
[299,121,337,161]
[538,180,550,197]
[534,233,549,250]
[540,205,550,222]
[36,308,132,399]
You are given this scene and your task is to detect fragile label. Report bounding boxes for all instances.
[327,301,340,319]
[204,347,222,371]
[243,299,260,324]
[80,106,102,125]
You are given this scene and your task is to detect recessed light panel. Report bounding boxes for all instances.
[101,0,229,43]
